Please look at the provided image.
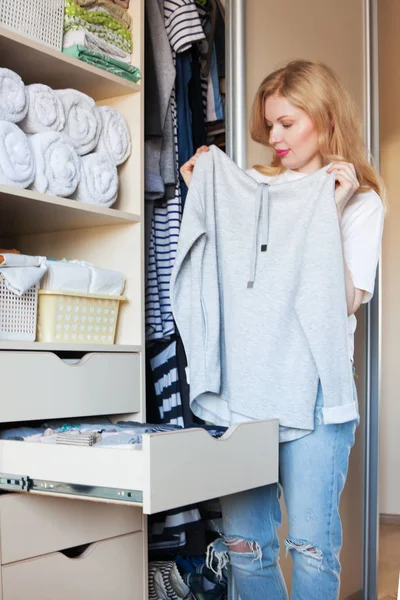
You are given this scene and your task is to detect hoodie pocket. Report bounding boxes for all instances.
[200,294,209,345]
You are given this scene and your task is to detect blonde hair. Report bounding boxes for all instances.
[250,60,385,203]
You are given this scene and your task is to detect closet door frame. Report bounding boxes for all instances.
[225,1,381,598]
[363,0,380,598]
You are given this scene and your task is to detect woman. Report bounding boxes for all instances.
[180,60,385,600]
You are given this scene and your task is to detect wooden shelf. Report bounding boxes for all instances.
[0,26,141,100]
[0,342,142,352]
[0,186,140,236]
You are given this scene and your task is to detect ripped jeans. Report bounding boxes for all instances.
[210,382,358,600]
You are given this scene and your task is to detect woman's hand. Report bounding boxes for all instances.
[327,161,360,220]
[180,146,209,188]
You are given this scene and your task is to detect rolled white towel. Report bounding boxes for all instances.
[0,121,35,188]
[56,89,101,155]
[20,84,65,134]
[95,106,131,166]
[73,152,118,208]
[0,68,28,123]
[29,132,80,197]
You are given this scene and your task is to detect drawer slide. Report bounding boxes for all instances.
[0,473,142,503]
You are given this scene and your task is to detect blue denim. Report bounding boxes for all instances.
[210,382,358,600]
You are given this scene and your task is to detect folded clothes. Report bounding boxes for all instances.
[0,254,47,296]
[0,68,28,123]
[0,122,35,188]
[41,260,91,293]
[73,152,118,208]
[96,105,131,165]
[63,29,132,63]
[63,46,140,82]
[88,265,125,295]
[113,0,129,8]
[29,132,80,197]
[73,0,132,30]
[0,420,226,449]
[56,89,101,155]
[0,250,20,262]
[64,0,132,53]
[19,84,65,134]
[56,431,101,446]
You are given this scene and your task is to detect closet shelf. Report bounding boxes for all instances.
[0,186,140,235]
[0,26,141,100]
[0,342,142,352]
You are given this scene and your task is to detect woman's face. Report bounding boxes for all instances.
[264,95,322,174]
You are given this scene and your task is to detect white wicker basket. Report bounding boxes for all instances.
[0,276,38,341]
[0,0,65,49]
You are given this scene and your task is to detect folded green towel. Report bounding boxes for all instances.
[64,0,132,52]
[63,45,141,83]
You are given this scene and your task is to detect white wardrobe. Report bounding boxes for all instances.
[0,4,280,598]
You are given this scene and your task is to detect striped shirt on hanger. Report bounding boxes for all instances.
[164,0,206,52]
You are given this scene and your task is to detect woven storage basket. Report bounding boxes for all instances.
[0,0,65,49]
[0,275,38,341]
[37,290,127,344]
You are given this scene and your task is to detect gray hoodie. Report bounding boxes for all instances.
[170,146,357,437]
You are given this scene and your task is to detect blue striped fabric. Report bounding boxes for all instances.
[164,0,205,53]
[145,0,205,341]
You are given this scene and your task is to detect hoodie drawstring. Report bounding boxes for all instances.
[247,183,270,289]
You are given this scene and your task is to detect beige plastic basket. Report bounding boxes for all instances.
[0,275,38,341]
[0,0,65,49]
[36,290,127,344]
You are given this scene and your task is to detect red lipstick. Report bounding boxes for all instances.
[276,149,290,158]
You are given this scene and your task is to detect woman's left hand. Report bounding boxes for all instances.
[326,161,360,219]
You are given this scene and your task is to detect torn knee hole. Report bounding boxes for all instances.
[285,538,323,560]
[206,537,263,578]
[226,538,259,554]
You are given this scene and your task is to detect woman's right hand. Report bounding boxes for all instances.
[180,145,209,188]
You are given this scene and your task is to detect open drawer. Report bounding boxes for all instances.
[0,420,279,514]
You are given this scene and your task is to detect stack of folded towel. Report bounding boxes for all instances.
[62,0,140,83]
[0,67,132,208]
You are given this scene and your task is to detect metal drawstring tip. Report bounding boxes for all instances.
[247,281,254,289]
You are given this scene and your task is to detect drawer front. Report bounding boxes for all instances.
[2,532,144,600]
[0,494,143,564]
[0,351,140,421]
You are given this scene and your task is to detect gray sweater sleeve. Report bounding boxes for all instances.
[170,182,221,400]
[294,177,357,424]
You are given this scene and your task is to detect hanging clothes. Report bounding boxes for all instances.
[147,339,184,426]
[145,0,206,341]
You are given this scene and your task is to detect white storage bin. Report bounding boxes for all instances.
[37,290,127,344]
[0,0,64,50]
[0,275,38,341]
[0,0,65,49]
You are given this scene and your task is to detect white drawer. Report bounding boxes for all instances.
[0,493,142,564]
[1,532,144,600]
[0,420,279,513]
[0,351,140,421]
